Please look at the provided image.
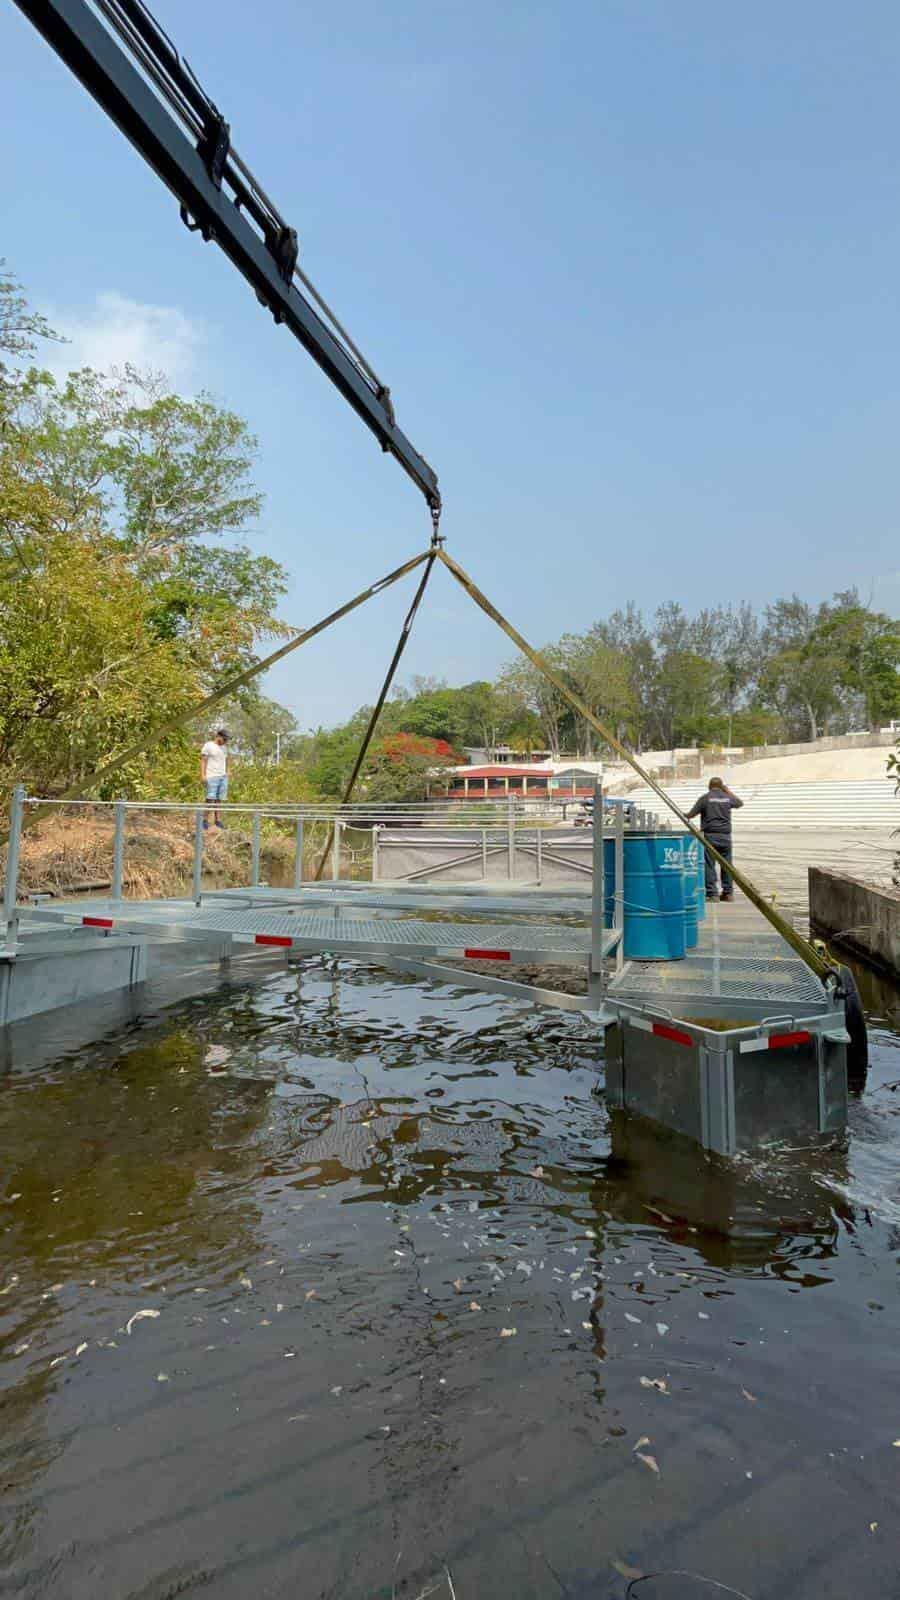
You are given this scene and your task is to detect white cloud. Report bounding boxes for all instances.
[44,292,203,390]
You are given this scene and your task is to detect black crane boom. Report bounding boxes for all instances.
[11,0,441,514]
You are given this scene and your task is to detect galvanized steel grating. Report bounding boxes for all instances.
[611,959,825,1004]
[181,910,593,952]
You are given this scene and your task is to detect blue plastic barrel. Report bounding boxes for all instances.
[695,837,707,922]
[680,834,701,945]
[621,833,686,960]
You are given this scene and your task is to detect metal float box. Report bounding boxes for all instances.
[603,1002,850,1156]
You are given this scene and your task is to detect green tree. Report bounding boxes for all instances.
[0,274,288,796]
[0,259,63,393]
[214,687,299,762]
[815,602,900,728]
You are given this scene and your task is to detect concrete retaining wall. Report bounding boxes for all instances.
[809,867,900,979]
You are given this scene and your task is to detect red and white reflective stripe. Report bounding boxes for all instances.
[82,915,113,928]
[463,948,511,962]
[254,934,292,948]
[768,1030,812,1050]
[652,1021,694,1048]
[628,1015,694,1048]
[740,1029,812,1054]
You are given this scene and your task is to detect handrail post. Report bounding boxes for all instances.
[192,809,204,905]
[590,779,605,999]
[614,800,625,972]
[507,796,515,882]
[111,800,126,900]
[481,827,487,878]
[3,784,26,948]
[332,819,341,881]
[251,811,261,887]
[371,824,379,883]
[293,817,304,889]
[536,825,542,886]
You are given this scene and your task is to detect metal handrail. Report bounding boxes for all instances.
[3,789,648,928]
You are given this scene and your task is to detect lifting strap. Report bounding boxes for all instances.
[313,551,437,879]
[436,547,832,983]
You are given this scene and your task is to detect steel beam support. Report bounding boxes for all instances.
[383,953,603,1014]
[2,785,26,949]
[614,801,625,973]
[13,0,439,511]
[192,810,204,905]
[111,800,126,900]
[293,818,304,889]
[251,812,261,887]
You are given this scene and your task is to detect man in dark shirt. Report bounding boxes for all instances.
[686,777,743,901]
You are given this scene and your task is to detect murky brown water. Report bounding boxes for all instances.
[1,956,899,1600]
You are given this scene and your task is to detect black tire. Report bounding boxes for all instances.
[839,963,868,1084]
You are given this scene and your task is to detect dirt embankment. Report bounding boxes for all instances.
[10,811,295,899]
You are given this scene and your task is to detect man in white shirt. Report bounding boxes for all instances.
[200,729,229,830]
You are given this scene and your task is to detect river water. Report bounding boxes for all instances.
[1,955,899,1600]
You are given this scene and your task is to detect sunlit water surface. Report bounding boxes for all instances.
[1,955,899,1600]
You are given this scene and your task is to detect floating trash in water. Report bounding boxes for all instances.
[635,1450,660,1475]
[469,1302,482,1312]
[499,1327,517,1338]
[612,1558,645,1581]
[640,1376,669,1394]
[125,1309,160,1336]
[75,1342,88,1356]
[656,1323,669,1336]
[625,1313,641,1325]
[239,1276,252,1290]
[156,1372,170,1382]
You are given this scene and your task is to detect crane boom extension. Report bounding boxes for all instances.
[12,0,441,513]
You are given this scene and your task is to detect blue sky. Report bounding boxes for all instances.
[4,0,900,729]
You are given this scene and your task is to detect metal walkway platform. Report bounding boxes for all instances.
[22,895,616,968]
[16,882,832,1024]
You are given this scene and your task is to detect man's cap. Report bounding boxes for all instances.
[216,728,229,740]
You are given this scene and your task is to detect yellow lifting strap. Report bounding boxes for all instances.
[437,547,832,984]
